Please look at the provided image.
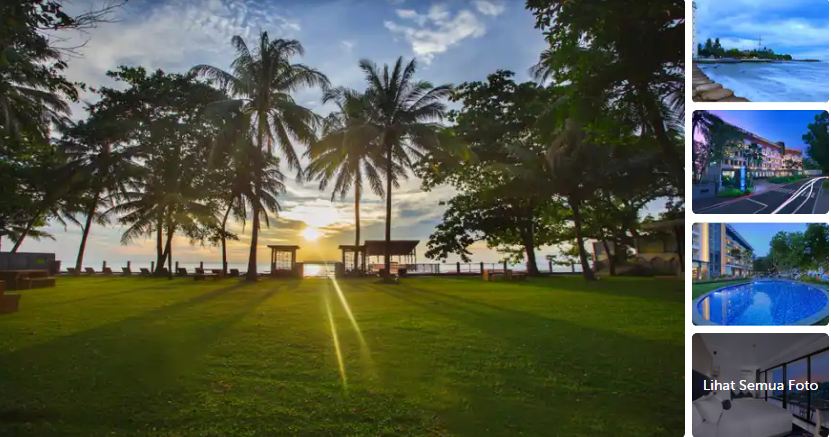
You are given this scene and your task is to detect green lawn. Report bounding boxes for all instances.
[691,279,750,299]
[0,276,683,436]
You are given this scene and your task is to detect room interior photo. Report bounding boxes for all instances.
[693,333,829,437]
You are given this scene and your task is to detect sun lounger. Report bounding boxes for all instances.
[66,267,77,275]
[122,267,132,276]
[102,267,113,275]
[84,267,96,275]
[139,268,151,276]
[176,268,188,277]
[229,269,240,277]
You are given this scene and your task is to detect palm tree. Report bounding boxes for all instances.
[358,57,451,277]
[305,87,384,272]
[191,32,328,281]
[206,110,286,275]
[545,118,608,281]
[60,115,140,274]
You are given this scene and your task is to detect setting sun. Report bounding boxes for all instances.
[301,227,322,241]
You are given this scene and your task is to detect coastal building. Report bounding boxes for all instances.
[695,121,808,197]
[592,219,682,276]
[692,223,754,280]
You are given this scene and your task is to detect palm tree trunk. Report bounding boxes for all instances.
[568,196,596,281]
[354,181,361,272]
[166,222,174,280]
[75,194,99,274]
[383,144,393,278]
[220,203,232,275]
[10,214,38,253]
[246,197,260,282]
[156,215,164,271]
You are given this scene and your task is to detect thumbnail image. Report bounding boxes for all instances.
[692,333,829,437]
[692,223,828,326]
[692,110,829,214]
[692,0,829,102]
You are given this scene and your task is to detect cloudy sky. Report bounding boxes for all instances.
[694,0,829,60]
[17,0,560,268]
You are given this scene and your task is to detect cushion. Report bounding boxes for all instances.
[696,394,724,423]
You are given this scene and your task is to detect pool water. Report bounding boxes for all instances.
[695,280,828,325]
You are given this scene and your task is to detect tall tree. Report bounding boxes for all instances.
[803,111,828,175]
[358,57,451,278]
[305,87,384,271]
[527,0,684,192]
[60,111,140,273]
[192,32,328,281]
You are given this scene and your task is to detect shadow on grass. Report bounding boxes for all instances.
[0,280,283,429]
[371,281,683,435]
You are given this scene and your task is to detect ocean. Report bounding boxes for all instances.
[698,61,829,102]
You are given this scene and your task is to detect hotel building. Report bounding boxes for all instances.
[692,223,754,280]
[718,127,804,178]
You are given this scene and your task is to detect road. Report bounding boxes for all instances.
[693,177,829,214]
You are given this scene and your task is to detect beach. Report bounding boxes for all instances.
[697,61,829,102]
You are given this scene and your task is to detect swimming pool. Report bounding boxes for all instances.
[693,280,828,325]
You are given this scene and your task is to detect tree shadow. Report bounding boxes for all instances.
[0,281,283,429]
[372,281,683,435]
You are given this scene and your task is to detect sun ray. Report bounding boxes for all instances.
[324,291,348,390]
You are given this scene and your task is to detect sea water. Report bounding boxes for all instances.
[698,61,829,102]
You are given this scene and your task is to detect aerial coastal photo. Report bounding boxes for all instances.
[692,223,829,326]
[692,110,829,214]
[0,0,684,435]
[692,0,829,102]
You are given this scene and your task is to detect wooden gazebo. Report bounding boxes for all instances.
[338,240,418,274]
[268,245,301,277]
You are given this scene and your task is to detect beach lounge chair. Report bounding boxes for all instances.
[139,268,151,276]
[66,267,77,275]
[102,267,113,275]
[229,269,240,277]
[122,267,132,276]
[84,267,96,275]
[176,268,188,277]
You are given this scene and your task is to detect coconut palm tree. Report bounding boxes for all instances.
[305,87,384,272]
[206,110,286,275]
[357,57,451,277]
[60,114,140,274]
[191,32,328,281]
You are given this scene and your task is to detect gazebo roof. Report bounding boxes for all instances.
[267,245,300,251]
[363,240,419,256]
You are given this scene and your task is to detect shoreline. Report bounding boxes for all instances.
[692,63,749,102]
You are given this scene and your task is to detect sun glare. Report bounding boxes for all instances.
[301,227,322,241]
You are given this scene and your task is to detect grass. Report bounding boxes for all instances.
[0,275,683,436]
[691,279,750,299]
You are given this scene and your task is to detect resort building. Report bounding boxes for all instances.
[717,127,804,178]
[692,223,754,280]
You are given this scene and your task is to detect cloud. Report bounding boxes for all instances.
[57,0,301,118]
[473,0,505,17]
[384,4,486,63]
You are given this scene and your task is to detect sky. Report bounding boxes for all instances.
[707,110,824,155]
[17,0,565,267]
[694,0,829,60]
[729,223,812,256]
